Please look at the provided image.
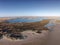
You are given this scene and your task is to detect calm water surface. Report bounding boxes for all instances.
[7,17,47,23]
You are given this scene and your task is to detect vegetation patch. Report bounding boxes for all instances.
[0,20,49,40]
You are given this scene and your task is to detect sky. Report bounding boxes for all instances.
[0,0,60,17]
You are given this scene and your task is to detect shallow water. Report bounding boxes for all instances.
[45,20,56,31]
[46,24,60,45]
[7,17,47,23]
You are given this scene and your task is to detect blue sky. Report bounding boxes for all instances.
[0,0,60,17]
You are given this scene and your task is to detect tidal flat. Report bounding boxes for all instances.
[0,17,58,45]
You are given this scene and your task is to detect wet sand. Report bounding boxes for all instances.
[22,30,49,45]
[24,24,60,45]
[46,24,60,45]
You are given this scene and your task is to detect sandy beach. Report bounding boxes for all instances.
[46,24,60,45]
[0,18,49,45]
[2,23,60,45]
[0,30,49,45]
[0,17,60,45]
[0,0,60,44]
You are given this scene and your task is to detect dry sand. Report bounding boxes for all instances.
[0,30,49,45]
